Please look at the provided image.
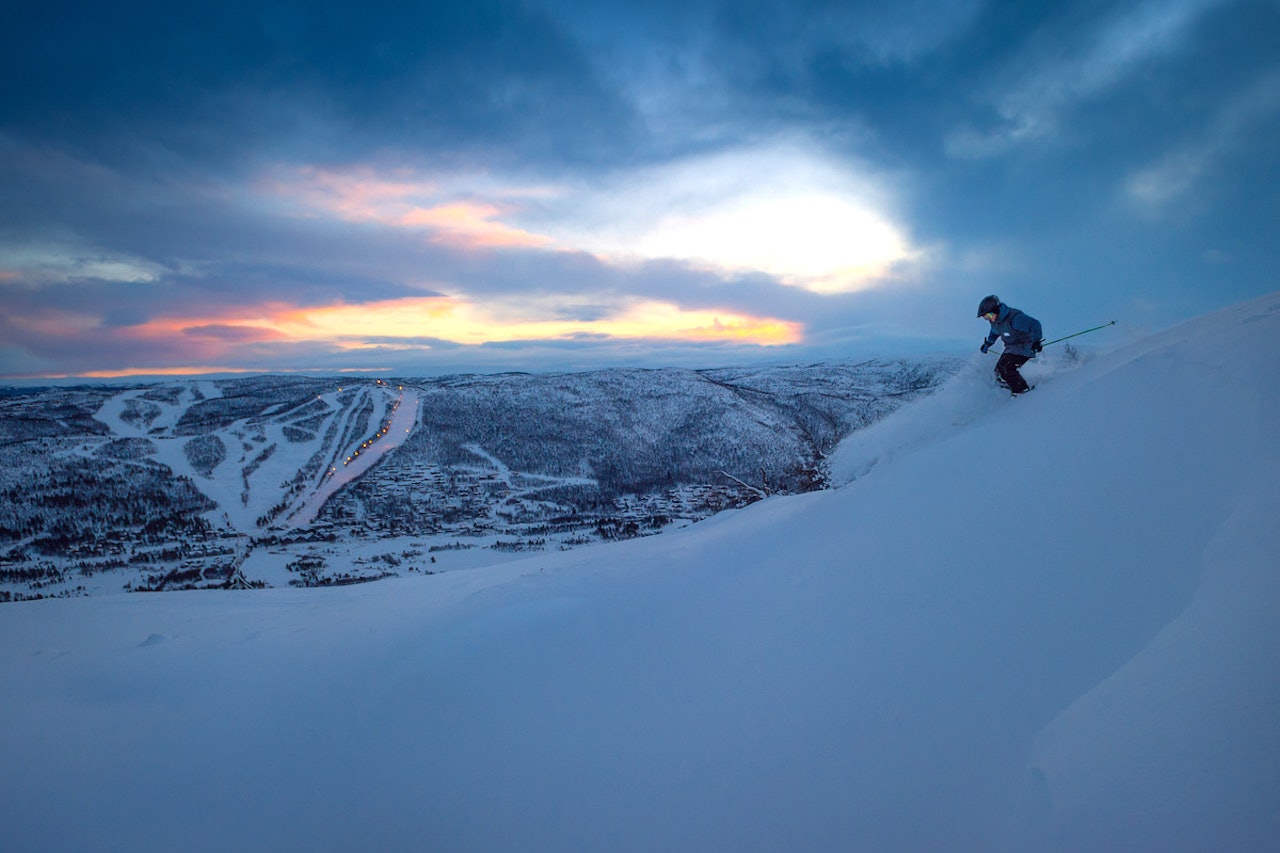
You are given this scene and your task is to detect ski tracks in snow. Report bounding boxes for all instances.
[89,380,422,535]
[281,386,421,530]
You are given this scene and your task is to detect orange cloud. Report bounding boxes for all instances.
[8,295,802,379]
[400,202,552,249]
[304,296,801,346]
[264,165,555,251]
[127,295,801,350]
[70,366,269,379]
[593,301,802,345]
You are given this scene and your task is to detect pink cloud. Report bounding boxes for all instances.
[399,202,553,249]
[261,164,555,251]
[1,287,804,379]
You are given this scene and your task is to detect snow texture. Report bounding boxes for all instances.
[1,293,1277,851]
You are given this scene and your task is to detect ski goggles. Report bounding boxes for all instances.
[982,312,997,322]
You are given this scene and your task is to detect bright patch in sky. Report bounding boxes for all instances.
[265,141,914,294]
[0,242,164,284]
[70,365,266,379]
[538,141,915,293]
[280,297,801,346]
[624,191,910,294]
[129,296,801,353]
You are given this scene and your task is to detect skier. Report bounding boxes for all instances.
[977,295,1042,396]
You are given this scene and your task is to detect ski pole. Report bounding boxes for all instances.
[1039,320,1116,348]
[984,320,1116,356]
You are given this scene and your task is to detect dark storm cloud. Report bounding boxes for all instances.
[0,0,642,170]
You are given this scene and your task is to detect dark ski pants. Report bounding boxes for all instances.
[995,353,1032,394]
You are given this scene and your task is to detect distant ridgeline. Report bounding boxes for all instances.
[0,359,958,599]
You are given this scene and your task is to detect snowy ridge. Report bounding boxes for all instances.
[0,293,1277,850]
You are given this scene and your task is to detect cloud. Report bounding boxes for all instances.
[182,324,289,344]
[794,0,985,66]
[0,240,166,285]
[257,141,918,295]
[1126,68,1280,213]
[401,204,553,250]
[0,288,803,379]
[528,137,918,293]
[0,1,641,170]
[255,295,802,347]
[263,164,556,249]
[947,0,1231,158]
[533,0,987,163]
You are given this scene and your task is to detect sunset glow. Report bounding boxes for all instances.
[266,166,555,250]
[627,192,912,293]
[63,366,271,379]
[285,297,801,346]
[123,296,802,357]
[400,203,553,249]
[538,141,917,294]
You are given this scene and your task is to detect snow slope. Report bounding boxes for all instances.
[1,293,1277,852]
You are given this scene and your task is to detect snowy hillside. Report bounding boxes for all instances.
[1,293,1277,851]
[0,359,952,597]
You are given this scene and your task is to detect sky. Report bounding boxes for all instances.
[1,0,1277,379]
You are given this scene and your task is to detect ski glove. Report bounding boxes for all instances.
[1032,339,1043,353]
[980,340,991,354]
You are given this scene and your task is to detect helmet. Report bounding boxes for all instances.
[977,295,1000,317]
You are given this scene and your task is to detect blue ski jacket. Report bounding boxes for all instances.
[984,303,1043,357]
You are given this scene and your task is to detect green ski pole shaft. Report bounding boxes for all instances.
[1040,320,1116,348]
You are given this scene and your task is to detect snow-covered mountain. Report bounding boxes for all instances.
[1,293,1276,851]
[0,359,955,597]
